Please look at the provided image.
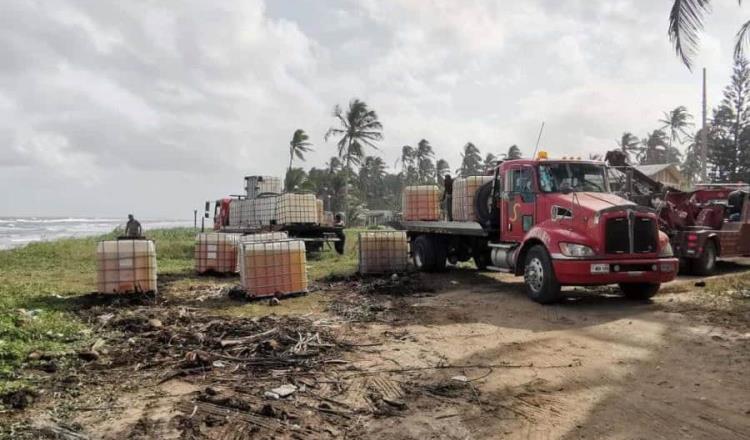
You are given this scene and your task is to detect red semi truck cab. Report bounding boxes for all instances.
[403,154,679,303]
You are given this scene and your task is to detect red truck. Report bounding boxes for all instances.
[400,154,679,304]
[606,154,750,276]
[655,184,750,275]
[208,197,346,254]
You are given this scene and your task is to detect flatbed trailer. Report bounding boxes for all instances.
[220,223,346,254]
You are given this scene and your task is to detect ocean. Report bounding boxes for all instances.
[0,217,194,250]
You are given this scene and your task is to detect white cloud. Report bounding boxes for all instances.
[0,0,746,217]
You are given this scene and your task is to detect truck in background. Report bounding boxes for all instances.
[399,153,679,304]
[207,175,346,254]
[605,152,750,275]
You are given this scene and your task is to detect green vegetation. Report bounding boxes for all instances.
[615,57,750,186]
[0,227,363,394]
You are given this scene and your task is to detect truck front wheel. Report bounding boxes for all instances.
[413,235,447,272]
[690,239,716,276]
[618,283,660,300]
[523,245,561,304]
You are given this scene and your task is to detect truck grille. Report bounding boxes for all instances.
[633,218,656,253]
[605,217,629,254]
[605,214,657,255]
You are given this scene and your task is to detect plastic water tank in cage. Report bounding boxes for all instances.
[276,193,318,224]
[358,231,409,274]
[239,240,308,298]
[402,185,441,221]
[251,195,278,226]
[195,233,240,274]
[244,175,282,199]
[236,232,290,271]
[228,199,256,228]
[96,240,158,293]
[452,176,493,221]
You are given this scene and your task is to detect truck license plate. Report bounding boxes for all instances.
[590,264,609,274]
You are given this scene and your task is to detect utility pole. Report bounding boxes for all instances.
[194,209,197,229]
[701,67,708,182]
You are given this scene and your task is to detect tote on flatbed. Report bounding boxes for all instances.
[402,185,441,221]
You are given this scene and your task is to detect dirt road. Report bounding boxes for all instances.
[352,267,750,439]
[3,263,749,439]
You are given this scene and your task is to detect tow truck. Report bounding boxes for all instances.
[399,152,679,304]
[605,152,750,275]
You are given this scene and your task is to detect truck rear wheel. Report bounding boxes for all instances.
[523,245,561,304]
[690,239,716,276]
[618,283,660,300]
[413,235,447,272]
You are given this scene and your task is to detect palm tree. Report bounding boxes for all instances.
[484,153,498,171]
[641,130,670,165]
[398,145,414,171]
[326,156,342,174]
[359,156,387,202]
[325,99,383,172]
[659,106,694,162]
[415,139,435,183]
[506,144,522,160]
[436,159,450,185]
[288,129,313,173]
[616,132,641,162]
[668,1,750,69]
[325,99,383,215]
[284,167,307,192]
[458,142,483,176]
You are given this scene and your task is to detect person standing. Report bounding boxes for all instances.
[442,174,454,221]
[124,214,143,238]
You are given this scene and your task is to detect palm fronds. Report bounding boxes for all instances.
[668,0,712,70]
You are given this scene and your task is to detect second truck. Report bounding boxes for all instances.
[400,153,680,304]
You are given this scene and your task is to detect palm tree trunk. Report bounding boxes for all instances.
[342,139,352,222]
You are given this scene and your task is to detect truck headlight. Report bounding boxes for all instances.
[559,242,595,257]
[658,242,674,257]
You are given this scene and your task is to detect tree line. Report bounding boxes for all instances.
[615,57,750,186]
[284,99,523,219]
[284,57,750,220]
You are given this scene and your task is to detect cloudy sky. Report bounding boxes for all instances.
[1,0,746,218]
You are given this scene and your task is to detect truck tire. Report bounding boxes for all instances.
[618,283,660,300]
[413,235,447,272]
[523,245,561,304]
[474,182,496,228]
[690,239,716,276]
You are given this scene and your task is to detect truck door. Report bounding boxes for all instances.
[502,165,537,243]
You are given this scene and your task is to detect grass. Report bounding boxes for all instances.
[0,227,362,394]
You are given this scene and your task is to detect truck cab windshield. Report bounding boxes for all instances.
[538,162,609,193]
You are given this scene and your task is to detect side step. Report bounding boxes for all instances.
[486,265,512,273]
[488,242,518,250]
